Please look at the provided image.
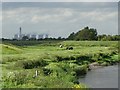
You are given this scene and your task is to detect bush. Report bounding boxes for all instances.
[75,55,93,65]
[42,68,53,75]
[34,75,74,88]
[2,71,28,88]
[72,83,87,88]
[15,59,48,69]
[100,62,109,66]
[73,65,88,76]
[2,56,26,64]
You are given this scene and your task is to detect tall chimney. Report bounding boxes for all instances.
[19,27,22,40]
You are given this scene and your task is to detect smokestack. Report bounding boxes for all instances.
[19,27,22,40]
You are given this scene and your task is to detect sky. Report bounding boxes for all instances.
[1,1,119,39]
[0,2,1,38]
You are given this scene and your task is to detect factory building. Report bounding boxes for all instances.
[38,34,44,39]
[13,27,49,40]
[14,34,19,40]
[45,34,48,38]
[26,34,31,39]
[31,34,37,39]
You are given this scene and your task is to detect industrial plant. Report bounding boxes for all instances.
[14,27,49,40]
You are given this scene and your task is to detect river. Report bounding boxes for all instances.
[79,65,118,88]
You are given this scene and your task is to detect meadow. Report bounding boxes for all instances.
[0,41,119,88]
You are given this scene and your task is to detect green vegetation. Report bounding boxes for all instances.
[2,27,120,42]
[0,41,119,88]
[67,26,120,41]
[1,44,22,54]
[68,26,97,40]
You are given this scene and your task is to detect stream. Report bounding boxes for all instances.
[79,65,118,88]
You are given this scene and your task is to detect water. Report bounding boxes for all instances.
[79,65,118,88]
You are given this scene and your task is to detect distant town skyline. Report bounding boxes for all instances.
[14,27,49,40]
[1,2,118,39]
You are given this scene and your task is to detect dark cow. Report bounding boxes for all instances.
[66,46,73,50]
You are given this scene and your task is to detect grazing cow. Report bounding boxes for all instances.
[59,44,63,48]
[66,46,73,50]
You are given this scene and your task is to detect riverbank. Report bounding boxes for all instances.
[88,60,119,70]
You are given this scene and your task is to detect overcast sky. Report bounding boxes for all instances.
[1,1,119,38]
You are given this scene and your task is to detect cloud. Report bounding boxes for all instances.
[79,10,117,22]
[0,17,1,21]
[2,0,120,2]
[3,6,117,24]
[0,2,1,21]
[3,2,117,10]
[31,8,74,23]
[2,2,118,38]
[0,9,1,21]
[3,7,74,24]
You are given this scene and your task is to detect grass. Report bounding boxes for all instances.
[0,41,119,88]
[1,44,23,54]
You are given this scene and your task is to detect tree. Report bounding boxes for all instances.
[67,26,98,41]
[22,36,29,40]
[57,37,62,40]
[107,35,112,41]
[97,34,115,41]
[67,32,75,40]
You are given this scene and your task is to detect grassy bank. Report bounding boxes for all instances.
[0,41,119,88]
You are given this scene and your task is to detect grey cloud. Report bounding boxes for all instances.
[0,2,2,38]
[3,6,117,23]
[3,2,117,10]
[2,2,118,38]
[2,0,120,2]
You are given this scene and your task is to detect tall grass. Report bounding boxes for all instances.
[1,41,119,88]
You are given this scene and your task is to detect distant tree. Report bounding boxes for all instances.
[84,26,89,29]
[97,35,102,41]
[67,32,75,40]
[22,36,29,40]
[112,35,120,41]
[29,38,36,41]
[57,37,62,40]
[107,35,112,41]
[97,34,117,41]
[68,26,98,41]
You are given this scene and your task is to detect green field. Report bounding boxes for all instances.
[0,41,119,88]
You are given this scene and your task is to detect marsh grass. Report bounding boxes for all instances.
[1,44,23,54]
[1,41,119,88]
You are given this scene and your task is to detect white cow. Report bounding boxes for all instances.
[59,44,63,48]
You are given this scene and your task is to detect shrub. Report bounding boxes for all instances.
[100,62,109,66]
[34,75,74,88]
[42,68,53,75]
[2,71,28,87]
[72,83,87,88]
[2,56,26,64]
[73,65,88,76]
[15,59,48,69]
[75,55,93,65]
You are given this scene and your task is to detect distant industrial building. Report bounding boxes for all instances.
[13,27,49,40]
[44,34,48,38]
[14,34,19,40]
[19,27,22,40]
[26,34,31,39]
[31,34,36,39]
[37,34,44,39]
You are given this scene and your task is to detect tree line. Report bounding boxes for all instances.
[67,26,120,41]
[1,26,120,41]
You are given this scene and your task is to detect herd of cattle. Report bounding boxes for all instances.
[59,44,73,50]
